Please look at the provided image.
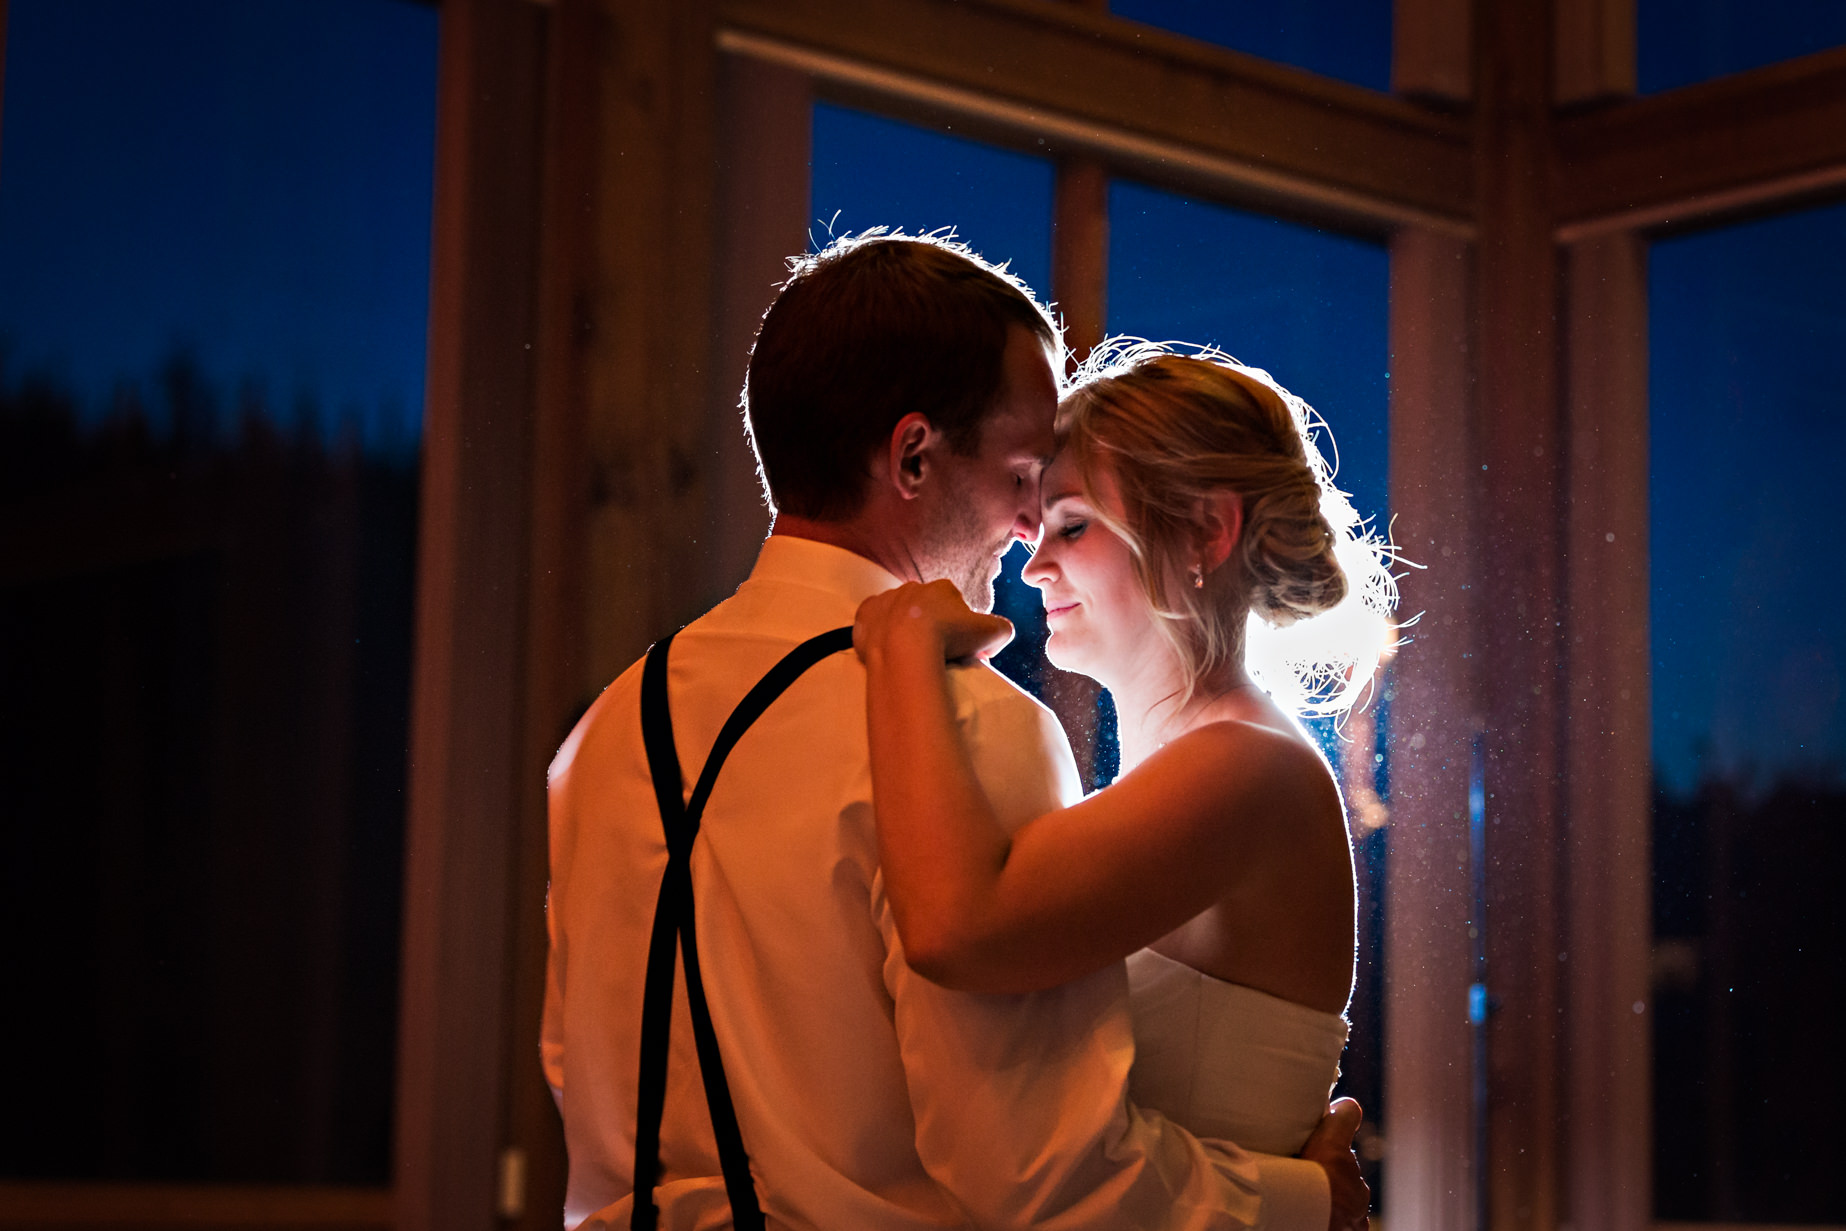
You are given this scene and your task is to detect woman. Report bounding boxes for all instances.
[854,344,1396,1155]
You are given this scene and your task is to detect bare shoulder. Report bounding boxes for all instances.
[1159,716,1337,794]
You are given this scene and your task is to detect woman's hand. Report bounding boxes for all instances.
[855,579,1014,665]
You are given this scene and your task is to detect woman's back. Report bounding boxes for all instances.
[1144,709,1357,1016]
[1127,947,1349,1155]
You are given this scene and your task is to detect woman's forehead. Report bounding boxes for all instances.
[1042,452,1118,510]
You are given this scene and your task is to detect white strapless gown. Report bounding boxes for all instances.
[1125,947,1350,1156]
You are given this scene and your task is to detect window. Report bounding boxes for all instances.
[1108,180,1392,1190]
[0,0,438,1187]
[1639,0,1846,93]
[1110,0,1392,91]
[1648,200,1846,1223]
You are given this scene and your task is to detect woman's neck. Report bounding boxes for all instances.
[1109,658,1256,774]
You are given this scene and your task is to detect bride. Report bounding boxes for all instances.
[854,343,1396,1155]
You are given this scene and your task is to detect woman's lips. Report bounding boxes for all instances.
[1044,602,1078,619]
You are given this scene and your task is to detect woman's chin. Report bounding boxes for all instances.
[1043,637,1103,683]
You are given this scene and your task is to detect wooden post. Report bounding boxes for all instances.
[498,1,603,1228]
[706,53,813,607]
[1474,2,1566,1228]
[1052,158,1108,365]
[1387,5,1477,1227]
[1553,0,1636,105]
[577,0,724,688]
[1561,231,1652,1231]
[1394,0,1473,103]
[396,2,549,1229]
[1384,227,1479,1231]
[1044,153,1110,783]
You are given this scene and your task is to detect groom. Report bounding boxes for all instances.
[541,232,1369,1230]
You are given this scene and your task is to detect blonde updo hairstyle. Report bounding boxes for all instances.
[1058,342,1397,714]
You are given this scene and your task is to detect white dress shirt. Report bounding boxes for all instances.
[541,535,1330,1230]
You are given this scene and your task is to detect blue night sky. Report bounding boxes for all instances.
[3,0,1843,791]
[0,0,437,449]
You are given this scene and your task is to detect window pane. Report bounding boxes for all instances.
[1109,0,1391,92]
[811,103,1054,304]
[1649,201,1846,1222]
[1639,0,1846,94]
[1108,179,1392,1195]
[1108,183,1389,524]
[810,102,1059,702]
[0,0,437,1185]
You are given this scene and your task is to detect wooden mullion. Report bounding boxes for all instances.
[1474,2,1567,1228]
[1561,231,1652,1231]
[1382,227,1479,1231]
[1393,0,1473,103]
[716,0,1473,237]
[1555,44,1846,240]
[396,3,550,1230]
[495,1,601,1228]
[705,53,812,606]
[1038,153,1109,787]
[1553,0,1635,105]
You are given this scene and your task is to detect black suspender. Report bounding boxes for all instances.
[631,625,855,1231]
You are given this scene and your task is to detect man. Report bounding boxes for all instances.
[541,232,1368,1229]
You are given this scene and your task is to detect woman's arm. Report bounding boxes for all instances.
[856,581,1330,994]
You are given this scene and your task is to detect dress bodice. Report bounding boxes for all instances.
[1126,947,1350,1156]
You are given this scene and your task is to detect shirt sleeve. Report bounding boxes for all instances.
[877,675,1332,1231]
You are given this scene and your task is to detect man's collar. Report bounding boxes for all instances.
[752,533,907,607]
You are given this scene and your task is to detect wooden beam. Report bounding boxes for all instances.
[716,0,1473,238]
[1561,231,1652,1231]
[396,3,548,1230]
[1555,45,1846,240]
[1383,227,1479,1231]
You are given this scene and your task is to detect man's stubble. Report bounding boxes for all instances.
[913,463,1009,613]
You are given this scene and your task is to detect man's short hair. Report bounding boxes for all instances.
[743,231,1062,522]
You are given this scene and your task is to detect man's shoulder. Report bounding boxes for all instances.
[946,658,1056,718]
[548,651,648,791]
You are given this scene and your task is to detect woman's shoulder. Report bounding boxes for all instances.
[1149,717,1340,818]
[1173,713,1330,772]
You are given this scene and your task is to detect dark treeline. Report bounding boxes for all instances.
[1652,768,1846,1222]
[0,355,419,1185]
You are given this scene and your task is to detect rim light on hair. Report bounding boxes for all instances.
[1059,339,1400,717]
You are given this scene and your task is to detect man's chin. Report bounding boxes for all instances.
[959,558,1005,613]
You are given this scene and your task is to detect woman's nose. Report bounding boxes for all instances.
[1021,542,1054,586]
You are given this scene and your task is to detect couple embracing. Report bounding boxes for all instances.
[541,231,1392,1230]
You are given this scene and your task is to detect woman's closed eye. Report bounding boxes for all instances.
[1057,518,1088,541]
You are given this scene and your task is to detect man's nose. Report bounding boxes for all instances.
[1013,474,1042,540]
[1012,503,1040,541]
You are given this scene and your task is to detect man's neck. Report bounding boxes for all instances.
[770,514,926,586]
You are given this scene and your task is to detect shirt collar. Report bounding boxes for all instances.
[750,533,907,608]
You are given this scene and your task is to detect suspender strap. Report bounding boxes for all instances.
[631,625,855,1230]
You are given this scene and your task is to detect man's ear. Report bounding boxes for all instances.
[1197,490,1244,576]
[885,412,938,502]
